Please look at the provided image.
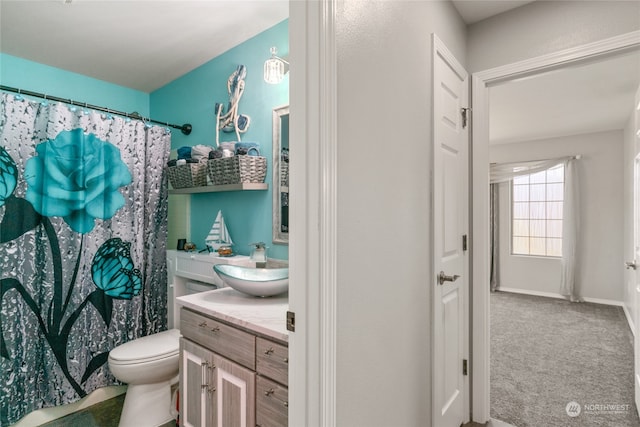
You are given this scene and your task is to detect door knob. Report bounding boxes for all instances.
[438,271,460,285]
[625,261,637,270]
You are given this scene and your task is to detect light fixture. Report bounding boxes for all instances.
[264,47,289,84]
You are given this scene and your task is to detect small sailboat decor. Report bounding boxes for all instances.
[206,210,233,252]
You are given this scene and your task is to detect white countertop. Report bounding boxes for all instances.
[176,287,289,343]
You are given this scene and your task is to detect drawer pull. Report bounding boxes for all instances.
[198,321,207,327]
[263,388,289,406]
[207,386,216,394]
[264,347,274,356]
[210,326,221,333]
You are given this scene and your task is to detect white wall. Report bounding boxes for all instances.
[467,0,640,73]
[334,1,466,425]
[490,131,624,301]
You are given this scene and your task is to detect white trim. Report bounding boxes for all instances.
[471,30,640,424]
[288,1,337,426]
[477,30,640,85]
[496,287,634,334]
[496,287,625,307]
[623,304,636,336]
[471,73,491,423]
[319,1,338,426]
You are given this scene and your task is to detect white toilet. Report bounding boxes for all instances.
[109,251,228,427]
[108,328,181,427]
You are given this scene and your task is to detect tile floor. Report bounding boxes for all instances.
[38,393,512,427]
[40,394,176,427]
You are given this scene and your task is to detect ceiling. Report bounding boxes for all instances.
[1,1,637,144]
[0,0,530,93]
[0,0,289,92]
[451,0,535,24]
[489,49,640,145]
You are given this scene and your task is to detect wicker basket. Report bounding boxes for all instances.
[208,155,267,185]
[167,162,208,188]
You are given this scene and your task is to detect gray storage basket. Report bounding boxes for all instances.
[167,162,209,188]
[208,155,267,185]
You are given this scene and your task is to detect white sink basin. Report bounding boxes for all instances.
[213,264,289,297]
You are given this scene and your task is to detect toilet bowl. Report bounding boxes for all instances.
[108,328,181,427]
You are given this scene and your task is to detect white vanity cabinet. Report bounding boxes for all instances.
[178,295,289,427]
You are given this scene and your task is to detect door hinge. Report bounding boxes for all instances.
[462,234,468,251]
[461,107,471,129]
[286,311,296,332]
[462,359,468,376]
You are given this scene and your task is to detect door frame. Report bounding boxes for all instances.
[289,1,338,426]
[470,30,640,422]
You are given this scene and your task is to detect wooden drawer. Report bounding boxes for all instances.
[181,308,255,369]
[256,337,288,386]
[256,376,288,427]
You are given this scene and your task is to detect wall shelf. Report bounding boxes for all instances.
[169,183,268,194]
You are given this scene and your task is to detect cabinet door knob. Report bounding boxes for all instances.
[198,321,207,328]
[284,357,288,364]
[264,348,274,355]
[264,388,275,397]
[284,401,289,408]
[210,326,220,333]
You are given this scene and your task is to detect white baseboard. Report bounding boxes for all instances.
[622,304,636,336]
[13,385,127,427]
[496,287,624,307]
[496,286,636,336]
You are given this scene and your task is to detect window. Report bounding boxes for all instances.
[512,164,564,257]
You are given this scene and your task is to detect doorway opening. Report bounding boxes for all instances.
[471,31,640,424]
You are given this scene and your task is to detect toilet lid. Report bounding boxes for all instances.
[109,328,181,363]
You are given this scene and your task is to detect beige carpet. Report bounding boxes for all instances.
[490,291,639,427]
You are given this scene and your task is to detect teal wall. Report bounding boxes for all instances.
[0,53,149,115]
[151,20,289,260]
[0,19,289,260]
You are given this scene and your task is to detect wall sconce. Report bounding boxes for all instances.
[264,47,289,84]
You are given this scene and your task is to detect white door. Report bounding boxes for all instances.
[634,153,640,415]
[432,34,469,427]
[633,85,640,415]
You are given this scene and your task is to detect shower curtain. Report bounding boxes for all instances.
[0,93,169,425]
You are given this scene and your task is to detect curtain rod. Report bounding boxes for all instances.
[0,85,192,135]
[490,154,581,165]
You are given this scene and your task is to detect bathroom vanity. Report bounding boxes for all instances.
[177,288,289,427]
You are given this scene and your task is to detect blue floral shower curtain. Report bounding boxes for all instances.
[0,93,169,425]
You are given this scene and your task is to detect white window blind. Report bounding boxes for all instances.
[511,164,564,257]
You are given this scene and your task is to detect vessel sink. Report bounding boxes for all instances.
[213,264,288,297]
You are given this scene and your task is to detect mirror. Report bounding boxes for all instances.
[272,105,289,244]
